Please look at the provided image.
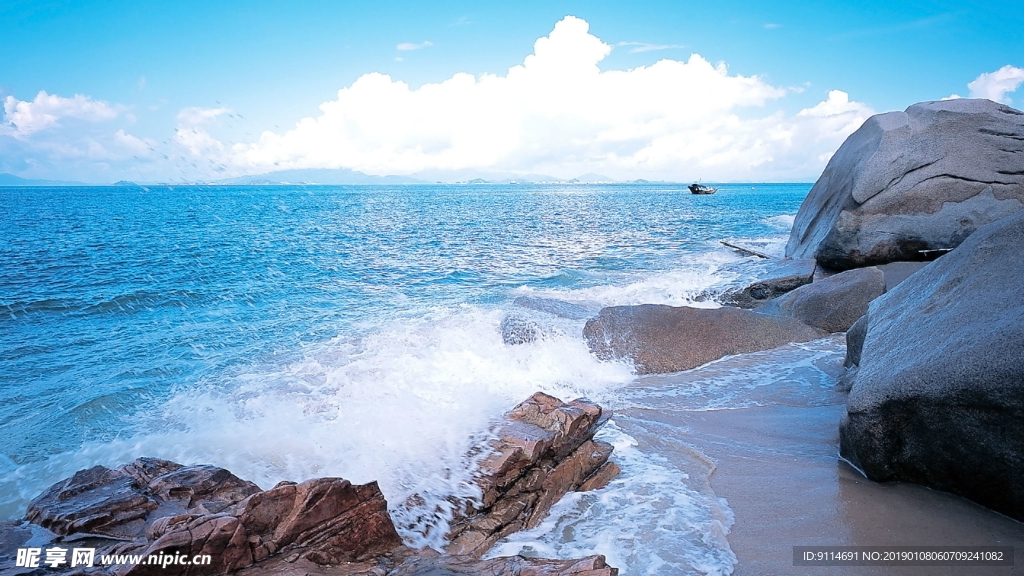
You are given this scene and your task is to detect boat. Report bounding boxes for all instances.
[689,183,718,195]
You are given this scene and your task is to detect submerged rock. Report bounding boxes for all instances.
[500,314,543,345]
[786,98,1024,269]
[720,258,816,308]
[583,304,825,374]
[761,266,885,333]
[513,296,600,320]
[839,210,1024,521]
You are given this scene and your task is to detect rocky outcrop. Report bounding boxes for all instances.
[720,258,816,308]
[761,266,885,333]
[8,394,619,576]
[445,392,616,557]
[786,98,1024,269]
[21,458,402,575]
[584,304,826,374]
[839,210,1024,521]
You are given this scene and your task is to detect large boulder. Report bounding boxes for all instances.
[583,304,826,374]
[762,266,885,333]
[786,98,1024,269]
[839,210,1024,520]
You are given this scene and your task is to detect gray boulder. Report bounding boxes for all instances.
[762,267,885,333]
[839,210,1024,521]
[499,314,542,345]
[786,98,1024,269]
[721,258,816,308]
[583,304,826,374]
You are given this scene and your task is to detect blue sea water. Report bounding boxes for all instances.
[0,182,824,575]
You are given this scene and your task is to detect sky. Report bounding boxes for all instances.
[1,0,1022,183]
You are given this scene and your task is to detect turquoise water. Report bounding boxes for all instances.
[1,182,813,574]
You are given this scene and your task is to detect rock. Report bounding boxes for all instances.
[18,394,620,576]
[876,261,929,291]
[761,267,885,333]
[583,304,826,374]
[236,548,618,576]
[843,314,868,368]
[24,460,403,575]
[839,210,1024,521]
[577,462,620,492]
[513,296,600,320]
[786,99,1024,269]
[25,464,161,540]
[389,553,618,575]
[500,315,542,345]
[720,258,816,308]
[445,393,616,557]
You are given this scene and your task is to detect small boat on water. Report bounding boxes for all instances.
[689,183,718,195]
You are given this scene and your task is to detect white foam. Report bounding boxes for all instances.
[0,305,634,549]
[518,259,740,309]
[762,214,796,231]
[487,422,737,576]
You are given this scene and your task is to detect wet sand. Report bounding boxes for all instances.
[617,373,1024,575]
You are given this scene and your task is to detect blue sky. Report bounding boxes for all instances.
[1,0,1022,182]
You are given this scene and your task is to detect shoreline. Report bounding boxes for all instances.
[617,366,1024,575]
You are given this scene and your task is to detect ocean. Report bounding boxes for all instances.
[0,183,844,575]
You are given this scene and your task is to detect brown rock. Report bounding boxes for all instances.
[577,461,621,492]
[25,465,159,540]
[444,393,615,558]
[584,304,826,374]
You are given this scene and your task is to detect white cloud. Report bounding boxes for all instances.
[764,23,782,29]
[235,16,872,181]
[967,65,1024,105]
[175,106,230,156]
[396,41,433,51]
[2,91,119,137]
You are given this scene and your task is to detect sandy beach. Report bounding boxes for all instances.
[617,343,1024,576]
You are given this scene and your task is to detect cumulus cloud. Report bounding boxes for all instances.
[396,41,433,51]
[2,91,119,137]
[236,16,873,181]
[967,65,1024,105]
[175,106,230,156]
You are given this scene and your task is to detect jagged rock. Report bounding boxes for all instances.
[513,296,600,320]
[720,258,816,308]
[18,394,620,576]
[25,465,161,540]
[500,315,542,345]
[761,267,885,333]
[23,461,401,576]
[389,553,618,575]
[235,548,618,576]
[839,210,1024,521]
[445,393,617,557]
[122,477,402,575]
[786,98,1024,269]
[583,304,826,374]
[577,462,620,492]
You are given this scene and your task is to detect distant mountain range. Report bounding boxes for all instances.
[1,169,655,186]
[0,173,90,186]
